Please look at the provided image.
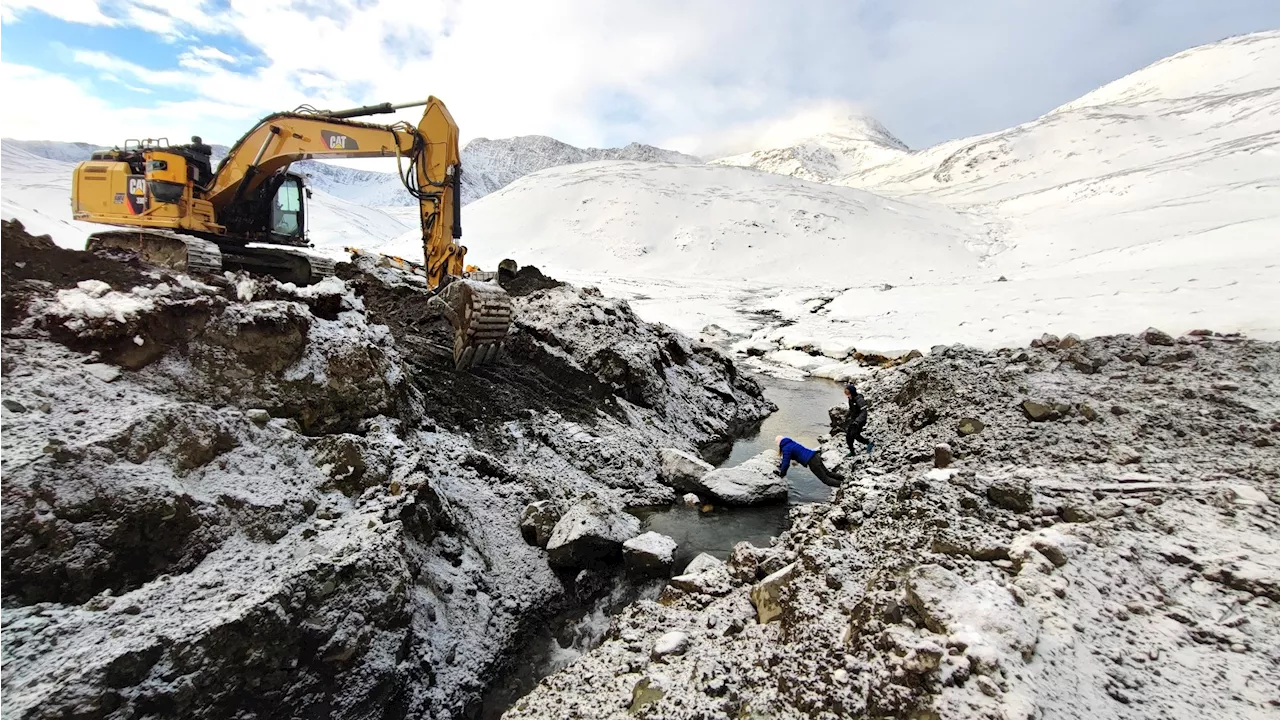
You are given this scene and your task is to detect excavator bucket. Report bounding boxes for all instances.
[349,249,514,371]
[445,279,513,371]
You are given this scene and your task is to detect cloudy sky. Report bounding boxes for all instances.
[2,0,1277,156]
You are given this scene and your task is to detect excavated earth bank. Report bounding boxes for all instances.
[507,332,1280,719]
[0,220,772,719]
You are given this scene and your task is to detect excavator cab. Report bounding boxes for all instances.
[268,174,306,242]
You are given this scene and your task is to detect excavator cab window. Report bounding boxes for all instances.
[270,176,304,239]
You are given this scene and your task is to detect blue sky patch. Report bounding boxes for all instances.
[3,8,267,108]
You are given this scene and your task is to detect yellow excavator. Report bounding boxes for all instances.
[69,97,511,370]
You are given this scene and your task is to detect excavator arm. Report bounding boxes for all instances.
[209,97,465,288]
[75,97,511,371]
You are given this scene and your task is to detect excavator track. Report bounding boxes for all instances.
[86,230,334,285]
[87,230,224,276]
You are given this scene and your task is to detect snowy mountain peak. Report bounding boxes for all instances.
[708,110,909,183]
[459,135,700,203]
[1053,30,1280,112]
[813,113,908,149]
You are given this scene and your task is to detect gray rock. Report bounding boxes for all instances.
[658,448,713,493]
[574,568,609,601]
[3,399,28,413]
[1021,400,1057,422]
[519,500,562,548]
[1111,444,1142,465]
[750,563,797,623]
[684,552,723,575]
[628,674,669,713]
[934,443,953,469]
[545,496,641,569]
[957,417,985,435]
[650,631,689,661]
[1031,333,1060,349]
[1143,327,1175,346]
[670,553,733,596]
[246,408,271,426]
[987,478,1033,513]
[931,532,1010,561]
[623,531,677,578]
[1095,499,1127,518]
[1058,333,1083,349]
[1061,504,1096,523]
[697,449,787,505]
[84,363,122,383]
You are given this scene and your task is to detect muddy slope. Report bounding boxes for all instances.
[507,332,1280,719]
[0,219,773,720]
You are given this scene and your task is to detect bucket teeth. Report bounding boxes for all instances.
[447,279,513,371]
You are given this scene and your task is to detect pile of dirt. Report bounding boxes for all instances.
[1,219,156,330]
[501,264,565,298]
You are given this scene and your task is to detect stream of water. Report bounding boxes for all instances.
[477,374,844,717]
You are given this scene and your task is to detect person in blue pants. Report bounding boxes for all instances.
[774,435,843,487]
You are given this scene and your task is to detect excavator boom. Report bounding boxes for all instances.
[71,97,511,370]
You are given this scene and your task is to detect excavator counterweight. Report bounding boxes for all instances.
[69,97,511,371]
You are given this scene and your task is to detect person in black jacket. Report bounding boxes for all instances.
[844,382,874,455]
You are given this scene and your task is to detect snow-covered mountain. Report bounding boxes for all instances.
[709,114,909,182]
[422,160,990,285]
[455,31,1279,361]
[821,30,1280,280]
[458,136,701,203]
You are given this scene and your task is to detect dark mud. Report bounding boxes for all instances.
[1,219,155,330]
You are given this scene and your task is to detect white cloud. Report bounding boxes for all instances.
[1,62,259,145]
[184,46,238,65]
[3,0,1279,155]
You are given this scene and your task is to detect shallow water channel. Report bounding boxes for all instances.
[478,375,845,718]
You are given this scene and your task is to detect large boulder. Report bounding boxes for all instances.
[623,531,678,578]
[519,500,562,548]
[545,496,641,570]
[750,562,797,624]
[658,448,713,493]
[697,449,788,506]
[669,552,734,596]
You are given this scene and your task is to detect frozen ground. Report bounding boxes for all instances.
[0,219,772,719]
[506,331,1280,720]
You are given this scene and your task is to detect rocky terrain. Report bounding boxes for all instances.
[505,330,1280,719]
[0,219,772,719]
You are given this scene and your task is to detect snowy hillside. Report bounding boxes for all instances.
[458,136,701,203]
[458,31,1280,368]
[710,114,909,183]
[824,31,1280,280]
[0,142,409,256]
[391,161,991,286]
